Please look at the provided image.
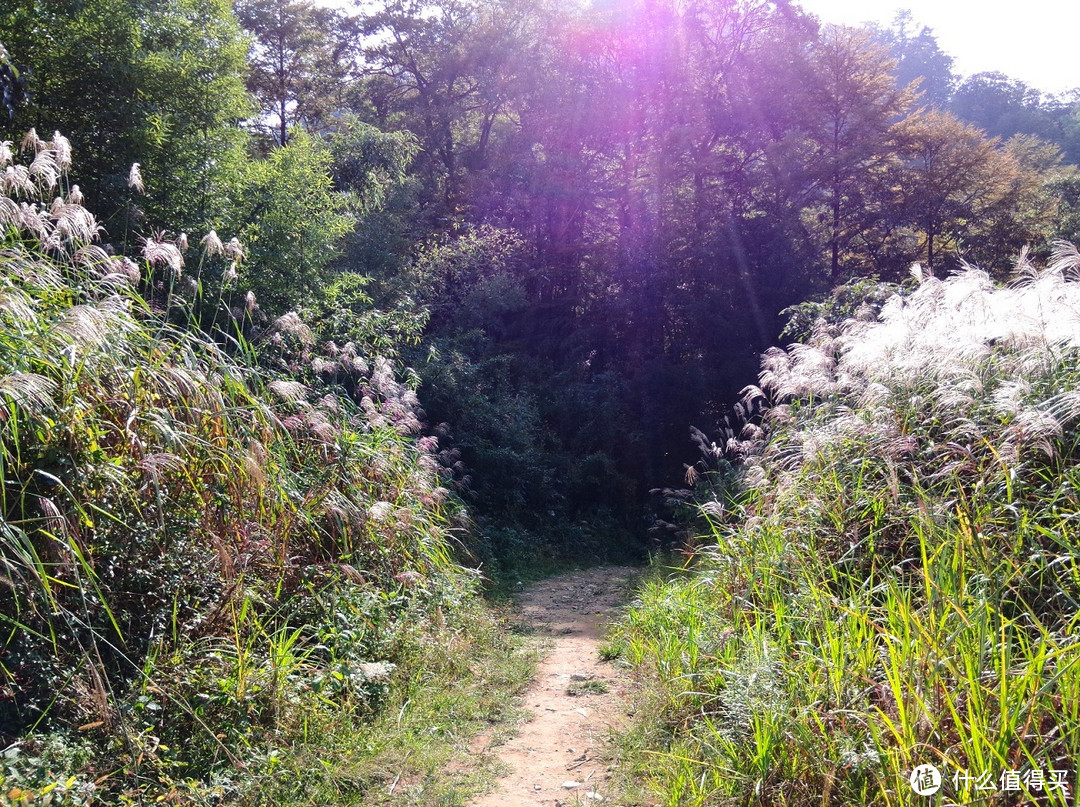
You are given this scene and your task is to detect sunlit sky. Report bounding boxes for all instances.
[795,0,1080,95]
[329,0,1080,96]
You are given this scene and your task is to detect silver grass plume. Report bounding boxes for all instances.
[269,312,314,345]
[38,497,69,539]
[4,165,34,197]
[0,289,35,324]
[128,162,145,193]
[1049,240,1080,279]
[0,196,17,229]
[28,150,60,191]
[49,202,102,248]
[201,230,224,257]
[73,245,111,272]
[268,379,310,403]
[0,372,58,413]
[141,233,183,274]
[223,237,244,262]
[50,132,72,171]
[108,256,140,284]
[369,501,393,522]
[20,128,45,153]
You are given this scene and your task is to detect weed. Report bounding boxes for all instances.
[614,256,1080,806]
[567,678,610,696]
[0,132,513,802]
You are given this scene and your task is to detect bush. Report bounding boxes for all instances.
[615,253,1080,806]
[0,133,472,801]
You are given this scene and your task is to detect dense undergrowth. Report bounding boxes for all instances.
[0,135,530,804]
[613,253,1080,805]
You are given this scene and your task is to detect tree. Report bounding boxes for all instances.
[0,0,251,235]
[226,130,352,311]
[949,72,1080,165]
[235,0,359,148]
[794,24,915,280]
[896,109,1024,271]
[358,0,550,222]
[965,135,1071,269]
[872,11,955,108]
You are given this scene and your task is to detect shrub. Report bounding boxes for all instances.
[616,253,1080,806]
[0,133,470,801]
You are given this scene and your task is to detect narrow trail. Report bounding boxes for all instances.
[468,567,639,807]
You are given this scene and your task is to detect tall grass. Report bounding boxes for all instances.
[615,257,1080,805]
[0,134,496,803]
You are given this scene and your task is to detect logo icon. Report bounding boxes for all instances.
[910,764,942,796]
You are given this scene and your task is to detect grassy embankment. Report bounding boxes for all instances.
[0,133,534,805]
[611,256,1080,805]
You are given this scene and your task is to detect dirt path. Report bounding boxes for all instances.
[468,567,638,807]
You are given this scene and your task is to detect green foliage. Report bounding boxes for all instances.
[0,0,251,235]
[871,11,956,108]
[0,42,25,120]
[301,272,428,360]
[0,136,498,802]
[613,253,1080,806]
[386,227,640,573]
[236,0,360,148]
[779,277,906,343]
[227,131,352,311]
[326,116,418,208]
[951,71,1080,166]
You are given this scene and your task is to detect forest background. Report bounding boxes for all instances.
[3,0,1080,568]
[2,1,1080,801]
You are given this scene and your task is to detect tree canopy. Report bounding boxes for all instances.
[2,0,1079,564]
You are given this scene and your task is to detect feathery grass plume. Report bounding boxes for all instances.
[369,501,393,522]
[1049,238,1080,278]
[311,356,339,376]
[38,496,70,540]
[127,162,145,193]
[305,408,338,442]
[3,164,34,196]
[28,149,60,191]
[617,247,1080,807]
[0,371,57,413]
[50,132,72,171]
[137,451,185,484]
[201,229,224,257]
[67,184,83,205]
[223,236,244,262]
[0,140,12,167]
[0,287,35,324]
[16,201,50,241]
[141,232,183,274]
[20,127,45,153]
[268,378,310,403]
[54,303,110,347]
[0,195,17,229]
[243,447,269,489]
[48,201,102,249]
[107,256,140,284]
[268,311,314,346]
[0,129,478,803]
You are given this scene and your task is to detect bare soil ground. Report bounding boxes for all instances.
[468,567,639,807]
